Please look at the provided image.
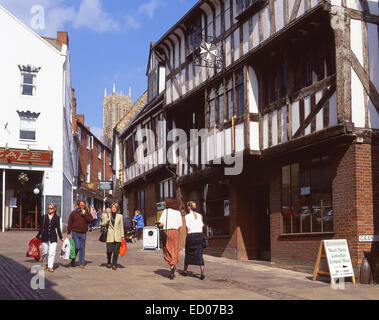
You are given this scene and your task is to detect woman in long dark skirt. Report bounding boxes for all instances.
[183,201,205,280]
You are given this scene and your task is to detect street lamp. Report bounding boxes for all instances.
[33,185,40,195]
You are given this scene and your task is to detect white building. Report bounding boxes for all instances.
[0,5,76,232]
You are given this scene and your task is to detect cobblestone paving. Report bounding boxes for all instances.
[1,230,379,300]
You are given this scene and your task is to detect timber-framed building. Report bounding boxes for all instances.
[115,0,379,277]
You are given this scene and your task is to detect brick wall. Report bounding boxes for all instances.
[269,137,379,279]
[77,122,113,202]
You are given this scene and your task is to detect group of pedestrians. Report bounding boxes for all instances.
[36,198,206,280]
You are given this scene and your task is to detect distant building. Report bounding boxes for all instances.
[0,5,76,232]
[111,91,148,213]
[72,110,113,211]
[103,84,132,147]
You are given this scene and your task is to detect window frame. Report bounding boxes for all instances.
[20,72,37,96]
[280,156,333,235]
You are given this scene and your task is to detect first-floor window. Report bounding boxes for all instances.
[20,118,36,140]
[281,156,333,234]
[201,181,229,237]
[159,178,175,203]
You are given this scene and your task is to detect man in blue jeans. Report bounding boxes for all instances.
[67,200,93,268]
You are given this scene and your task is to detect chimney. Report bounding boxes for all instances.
[113,83,116,95]
[129,86,132,98]
[104,88,107,98]
[85,123,89,129]
[57,31,69,47]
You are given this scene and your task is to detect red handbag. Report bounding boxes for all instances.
[119,238,127,257]
[26,238,42,261]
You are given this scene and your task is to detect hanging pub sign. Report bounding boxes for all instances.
[191,30,224,71]
[0,147,52,166]
[313,239,355,284]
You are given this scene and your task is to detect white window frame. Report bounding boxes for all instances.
[20,72,37,96]
[19,118,37,141]
[98,170,102,181]
[98,144,102,159]
[87,135,93,150]
[86,163,91,183]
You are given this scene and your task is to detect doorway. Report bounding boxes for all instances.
[5,170,43,230]
[256,186,271,261]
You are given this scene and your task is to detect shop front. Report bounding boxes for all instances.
[0,147,53,232]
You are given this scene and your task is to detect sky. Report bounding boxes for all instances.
[0,0,197,140]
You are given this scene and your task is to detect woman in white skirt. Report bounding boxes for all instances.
[36,203,64,272]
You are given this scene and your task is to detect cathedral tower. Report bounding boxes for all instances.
[103,83,132,146]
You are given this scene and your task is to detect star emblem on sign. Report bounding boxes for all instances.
[200,42,218,61]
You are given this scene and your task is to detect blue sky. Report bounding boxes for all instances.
[0,0,197,139]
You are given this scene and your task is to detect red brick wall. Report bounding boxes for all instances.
[269,139,379,278]
[77,122,113,202]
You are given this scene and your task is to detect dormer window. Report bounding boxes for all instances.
[18,65,41,96]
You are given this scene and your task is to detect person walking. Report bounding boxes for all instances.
[36,203,64,272]
[159,198,182,280]
[67,200,93,268]
[97,208,102,229]
[101,203,124,270]
[183,201,205,280]
[133,209,145,240]
[89,206,97,231]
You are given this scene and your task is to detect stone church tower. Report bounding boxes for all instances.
[103,83,132,146]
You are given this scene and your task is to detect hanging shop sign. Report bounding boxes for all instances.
[0,148,52,166]
[313,239,355,284]
[98,181,113,191]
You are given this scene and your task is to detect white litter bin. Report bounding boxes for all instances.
[142,227,159,250]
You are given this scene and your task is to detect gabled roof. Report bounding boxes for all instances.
[0,5,65,56]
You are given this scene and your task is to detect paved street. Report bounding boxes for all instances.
[1,230,379,300]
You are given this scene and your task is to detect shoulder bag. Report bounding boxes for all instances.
[201,217,209,249]
[160,209,168,247]
[99,213,109,243]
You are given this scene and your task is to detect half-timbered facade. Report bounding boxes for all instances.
[119,0,379,278]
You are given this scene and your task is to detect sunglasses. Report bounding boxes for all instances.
[48,207,54,210]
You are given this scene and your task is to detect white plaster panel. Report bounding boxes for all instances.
[272,110,278,146]
[291,101,300,135]
[263,114,268,149]
[368,0,379,15]
[350,19,364,66]
[275,0,285,32]
[329,92,338,126]
[252,14,260,48]
[262,5,270,41]
[304,96,311,135]
[367,23,379,93]
[234,29,240,61]
[346,0,363,11]
[225,35,232,67]
[250,122,260,151]
[243,21,249,55]
[369,98,379,128]
[235,123,244,152]
[282,105,288,143]
[351,68,366,127]
[248,66,259,113]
